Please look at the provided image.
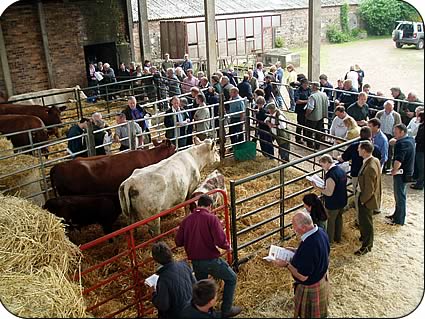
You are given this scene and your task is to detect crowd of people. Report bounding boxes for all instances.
[70,54,424,318]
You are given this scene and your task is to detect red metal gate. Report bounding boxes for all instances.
[75,189,230,318]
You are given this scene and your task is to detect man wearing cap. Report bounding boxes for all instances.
[305,82,329,150]
[390,87,406,115]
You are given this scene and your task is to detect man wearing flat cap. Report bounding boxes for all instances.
[305,82,329,150]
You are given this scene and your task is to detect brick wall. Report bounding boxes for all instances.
[1,2,49,94]
[0,0,130,95]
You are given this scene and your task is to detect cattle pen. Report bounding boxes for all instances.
[1,80,370,318]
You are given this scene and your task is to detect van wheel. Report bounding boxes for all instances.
[416,39,424,50]
[395,42,403,48]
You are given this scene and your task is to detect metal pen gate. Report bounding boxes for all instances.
[76,189,231,318]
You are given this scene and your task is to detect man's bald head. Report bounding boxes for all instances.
[292,211,314,236]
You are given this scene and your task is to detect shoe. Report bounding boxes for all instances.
[410,185,424,190]
[354,247,371,256]
[373,210,381,215]
[223,306,243,318]
[386,220,404,226]
[385,215,394,221]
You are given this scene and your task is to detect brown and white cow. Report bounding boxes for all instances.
[119,138,219,235]
[188,169,226,211]
[0,103,65,136]
[0,114,49,151]
[8,86,87,107]
[50,139,176,196]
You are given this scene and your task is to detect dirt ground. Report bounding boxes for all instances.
[243,37,424,318]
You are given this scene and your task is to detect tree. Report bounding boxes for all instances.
[359,0,422,35]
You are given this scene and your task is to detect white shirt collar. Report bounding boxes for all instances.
[301,225,319,241]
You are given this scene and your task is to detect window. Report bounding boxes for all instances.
[226,19,236,40]
[417,24,422,32]
[188,23,198,45]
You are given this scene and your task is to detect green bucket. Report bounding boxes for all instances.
[233,141,257,161]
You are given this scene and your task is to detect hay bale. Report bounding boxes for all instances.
[0,136,14,156]
[0,266,88,318]
[0,196,81,273]
[0,154,45,206]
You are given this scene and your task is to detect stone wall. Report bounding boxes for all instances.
[0,0,131,95]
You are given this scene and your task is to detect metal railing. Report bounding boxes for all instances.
[76,189,230,318]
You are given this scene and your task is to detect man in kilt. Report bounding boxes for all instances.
[273,211,330,318]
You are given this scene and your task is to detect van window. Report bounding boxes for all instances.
[418,24,423,32]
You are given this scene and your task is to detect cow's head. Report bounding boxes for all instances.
[157,138,176,156]
[193,137,219,166]
[47,106,65,137]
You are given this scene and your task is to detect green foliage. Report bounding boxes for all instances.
[326,24,351,43]
[340,2,350,33]
[275,36,284,48]
[359,0,422,36]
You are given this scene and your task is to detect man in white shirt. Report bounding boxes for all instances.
[266,103,290,162]
[345,66,359,91]
[330,106,350,143]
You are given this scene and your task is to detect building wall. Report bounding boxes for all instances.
[0,0,131,95]
[143,5,359,60]
[274,5,359,48]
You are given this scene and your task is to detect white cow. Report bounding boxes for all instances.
[119,138,219,235]
[8,85,87,107]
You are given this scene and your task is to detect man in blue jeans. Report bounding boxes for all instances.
[175,195,242,318]
[386,124,415,225]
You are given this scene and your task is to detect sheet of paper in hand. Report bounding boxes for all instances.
[263,245,295,262]
[144,274,159,288]
[306,174,325,188]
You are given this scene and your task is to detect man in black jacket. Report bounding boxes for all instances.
[122,96,151,144]
[164,96,190,148]
[237,74,253,102]
[151,242,196,319]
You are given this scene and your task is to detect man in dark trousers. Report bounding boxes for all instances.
[272,211,330,318]
[151,242,196,319]
[175,195,242,318]
[356,140,382,255]
[294,78,311,144]
[386,124,416,225]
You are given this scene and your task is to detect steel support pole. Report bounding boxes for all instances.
[137,0,152,62]
[0,22,13,97]
[308,0,321,81]
[204,0,218,77]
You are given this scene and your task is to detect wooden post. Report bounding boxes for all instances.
[308,0,321,81]
[37,0,56,88]
[0,22,13,97]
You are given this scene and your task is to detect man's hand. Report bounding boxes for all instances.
[272,259,289,268]
[389,138,397,146]
[285,247,297,252]
[390,168,398,176]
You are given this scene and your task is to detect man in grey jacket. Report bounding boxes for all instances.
[305,82,329,150]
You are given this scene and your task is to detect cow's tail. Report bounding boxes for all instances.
[119,181,132,222]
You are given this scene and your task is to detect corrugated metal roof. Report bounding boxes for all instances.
[137,0,360,21]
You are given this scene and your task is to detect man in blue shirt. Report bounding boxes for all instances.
[227,87,245,147]
[181,53,193,73]
[368,118,389,169]
[272,211,330,318]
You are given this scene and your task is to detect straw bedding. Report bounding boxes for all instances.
[0,136,14,156]
[0,196,88,318]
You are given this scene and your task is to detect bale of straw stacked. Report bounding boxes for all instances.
[0,196,89,318]
[0,139,45,206]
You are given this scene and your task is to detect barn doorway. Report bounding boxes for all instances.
[83,42,118,73]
